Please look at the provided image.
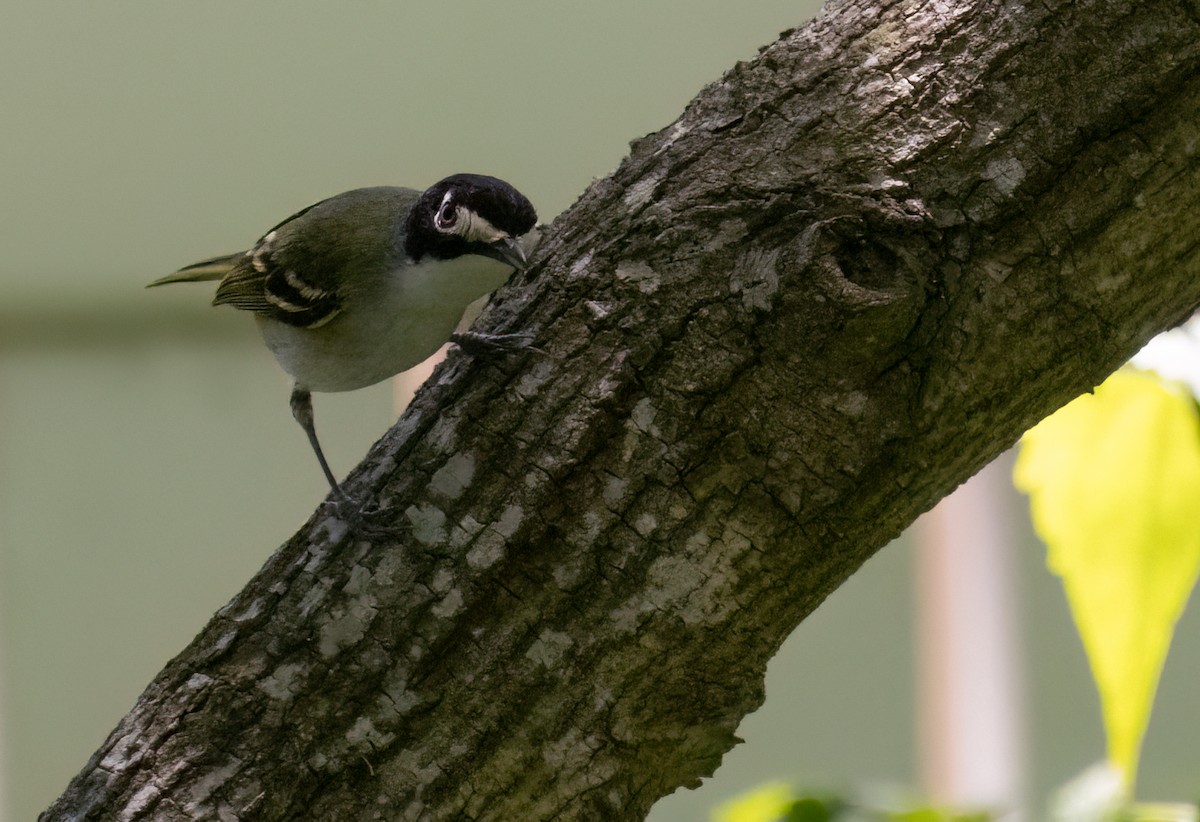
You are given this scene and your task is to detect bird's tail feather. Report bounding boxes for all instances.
[146,252,242,287]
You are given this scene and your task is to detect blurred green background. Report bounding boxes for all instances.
[2,2,1198,821]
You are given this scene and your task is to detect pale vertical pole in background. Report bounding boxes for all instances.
[914,455,1027,820]
[394,299,487,414]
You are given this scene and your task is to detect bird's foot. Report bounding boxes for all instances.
[322,491,403,539]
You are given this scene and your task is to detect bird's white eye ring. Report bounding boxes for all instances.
[435,193,457,231]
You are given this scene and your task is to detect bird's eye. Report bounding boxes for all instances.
[436,199,457,230]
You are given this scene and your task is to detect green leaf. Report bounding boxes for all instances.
[712,782,799,822]
[1014,370,1200,788]
[785,796,842,822]
[1122,802,1200,822]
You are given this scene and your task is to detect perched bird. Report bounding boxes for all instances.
[149,173,538,501]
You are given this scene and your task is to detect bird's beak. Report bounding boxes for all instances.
[487,235,528,271]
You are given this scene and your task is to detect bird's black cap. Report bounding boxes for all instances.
[405,173,537,263]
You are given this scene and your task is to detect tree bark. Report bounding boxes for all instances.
[45,0,1200,819]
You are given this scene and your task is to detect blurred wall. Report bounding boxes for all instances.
[2,3,1198,821]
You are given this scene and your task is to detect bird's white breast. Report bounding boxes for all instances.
[257,254,514,393]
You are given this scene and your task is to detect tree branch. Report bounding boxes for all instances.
[45,0,1200,819]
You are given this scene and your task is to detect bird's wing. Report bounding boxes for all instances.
[214,186,419,329]
[212,197,340,327]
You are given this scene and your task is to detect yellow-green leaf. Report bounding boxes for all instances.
[712,782,797,822]
[1014,370,1200,788]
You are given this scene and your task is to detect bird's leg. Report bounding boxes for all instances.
[289,386,399,535]
[289,385,345,501]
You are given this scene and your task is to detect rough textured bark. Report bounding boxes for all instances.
[45,0,1200,819]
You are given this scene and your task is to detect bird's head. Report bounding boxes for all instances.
[405,173,538,269]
